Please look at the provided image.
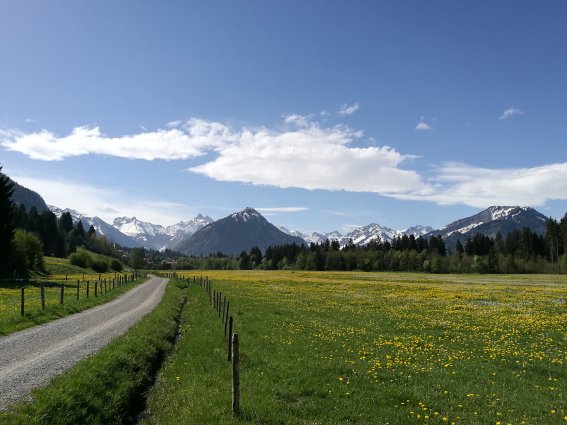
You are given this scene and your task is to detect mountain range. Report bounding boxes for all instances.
[48,206,214,251]
[9,176,551,254]
[279,223,434,247]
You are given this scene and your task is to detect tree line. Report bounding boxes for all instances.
[152,219,567,274]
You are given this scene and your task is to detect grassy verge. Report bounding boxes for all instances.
[0,277,146,336]
[141,281,234,425]
[0,280,186,425]
[142,271,567,425]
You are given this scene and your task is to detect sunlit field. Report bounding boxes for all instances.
[144,271,566,425]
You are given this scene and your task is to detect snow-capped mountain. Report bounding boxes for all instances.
[427,206,548,250]
[50,206,140,248]
[401,225,434,237]
[344,223,399,246]
[112,216,171,249]
[280,223,433,247]
[112,214,214,250]
[176,207,305,255]
[166,214,214,246]
[278,227,344,244]
[50,206,214,250]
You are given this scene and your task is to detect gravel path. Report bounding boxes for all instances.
[0,276,168,410]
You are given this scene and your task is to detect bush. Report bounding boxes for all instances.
[110,258,123,272]
[90,258,109,273]
[69,251,90,269]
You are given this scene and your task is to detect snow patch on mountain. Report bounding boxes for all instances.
[112,217,166,238]
[231,207,262,223]
[280,223,433,247]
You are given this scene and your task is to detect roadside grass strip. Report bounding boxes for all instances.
[144,271,566,425]
[141,281,235,425]
[0,276,145,336]
[0,281,186,425]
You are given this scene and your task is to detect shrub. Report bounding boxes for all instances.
[69,251,90,269]
[110,258,123,272]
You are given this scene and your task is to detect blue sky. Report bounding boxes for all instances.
[1,1,567,233]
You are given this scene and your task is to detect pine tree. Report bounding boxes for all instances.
[0,167,15,277]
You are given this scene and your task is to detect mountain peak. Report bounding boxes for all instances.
[176,208,305,255]
[231,207,263,222]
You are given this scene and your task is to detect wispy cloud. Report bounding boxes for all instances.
[415,116,433,131]
[9,175,196,225]
[415,121,433,131]
[1,119,230,161]
[499,107,524,120]
[256,207,308,213]
[337,102,360,116]
[282,113,313,128]
[392,162,567,208]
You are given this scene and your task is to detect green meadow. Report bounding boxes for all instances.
[142,271,566,425]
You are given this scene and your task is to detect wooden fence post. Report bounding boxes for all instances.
[232,333,240,416]
[86,281,90,298]
[59,284,64,305]
[94,281,98,297]
[20,287,24,316]
[227,316,233,361]
[77,281,80,300]
[224,301,230,336]
[221,295,226,325]
[40,283,45,310]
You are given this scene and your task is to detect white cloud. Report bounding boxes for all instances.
[1,118,231,161]
[393,162,567,208]
[499,107,524,120]
[415,121,433,131]
[256,207,308,213]
[282,113,313,128]
[337,102,360,116]
[11,114,567,210]
[190,121,429,196]
[2,116,430,197]
[9,175,195,225]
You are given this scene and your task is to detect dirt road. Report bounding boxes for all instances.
[0,276,168,410]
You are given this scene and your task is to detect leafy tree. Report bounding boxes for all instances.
[130,247,146,270]
[0,167,15,277]
[12,229,45,275]
[110,258,123,272]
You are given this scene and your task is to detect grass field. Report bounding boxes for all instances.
[143,271,566,425]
